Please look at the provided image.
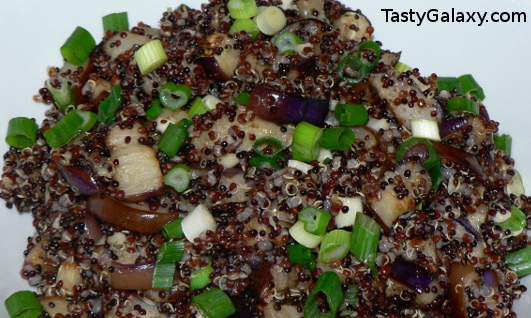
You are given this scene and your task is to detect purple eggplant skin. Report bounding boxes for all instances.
[57,164,99,196]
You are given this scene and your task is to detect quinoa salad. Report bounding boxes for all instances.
[1,0,531,317]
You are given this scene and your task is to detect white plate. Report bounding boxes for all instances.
[0,0,530,316]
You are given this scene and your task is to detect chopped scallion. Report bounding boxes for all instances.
[97,84,122,125]
[506,246,531,277]
[274,31,304,55]
[234,92,251,106]
[6,117,38,149]
[159,83,192,111]
[318,230,351,263]
[437,77,462,93]
[447,97,479,115]
[321,127,355,151]
[289,220,324,248]
[77,110,98,132]
[135,39,169,75]
[255,6,287,36]
[157,240,185,263]
[227,0,258,19]
[304,271,344,318]
[292,121,322,162]
[339,285,359,316]
[102,12,129,32]
[494,134,512,156]
[162,218,184,240]
[46,77,75,111]
[458,74,485,101]
[336,41,381,85]
[496,206,527,232]
[61,26,96,66]
[192,288,236,318]
[334,103,368,126]
[395,137,438,170]
[164,163,191,193]
[393,62,412,73]
[188,96,210,117]
[5,290,43,318]
[288,244,316,271]
[44,110,87,148]
[158,118,192,157]
[252,137,283,158]
[146,99,164,120]
[298,207,331,235]
[152,262,176,289]
[229,18,260,40]
[350,212,381,273]
[190,262,215,290]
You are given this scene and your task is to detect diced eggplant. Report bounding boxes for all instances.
[333,10,373,42]
[197,32,240,81]
[295,0,328,22]
[365,158,432,231]
[368,70,442,129]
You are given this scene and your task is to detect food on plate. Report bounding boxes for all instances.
[2,0,530,317]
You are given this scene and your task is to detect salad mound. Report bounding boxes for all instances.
[1,0,530,317]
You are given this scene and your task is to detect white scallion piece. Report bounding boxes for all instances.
[289,220,323,248]
[182,204,217,242]
[410,118,441,141]
[255,6,286,36]
[335,196,363,228]
[287,159,313,174]
[318,148,332,163]
[202,94,222,110]
[366,118,390,132]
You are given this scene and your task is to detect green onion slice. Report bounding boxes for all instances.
[146,99,164,120]
[447,97,479,115]
[393,62,412,73]
[292,121,322,162]
[252,137,283,158]
[6,117,38,149]
[193,288,237,318]
[395,137,438,170]
[164,163,191,193]
[494,134,512,157]
[506,246,531,277]
[458,74,485,101]
[152,262,176,289]
[229,19,260,40]
[334,103,369,126]
[289,220,324,248]
[298,207,331,235]
[321,127,355,151]
[160,82,192,111]
[428,156,443,190]
[46,77,76,111]
[350,212,381,273]
[135,39,169,75]
[437,77,462,93]
[336,40,381,85]
[287,244,316,271]
[318,230,352,263]
[77,110,98,132]
[44,110,89,148]
[97,84,122,125]
[234,92,251,106]
[274,31,304,55]
[61,26,96,66]
[496,206,527,232]
[5,290,43,318]
[304,271,344,318]
[190,262,215,290]
[102,12,129,32]
[162,218,184,240]
[339,285,359,316]
[227,0,258,19]
[158,118,192,157]
[255,6,287,36]
[188,96,210,117]
[157,240,185,263]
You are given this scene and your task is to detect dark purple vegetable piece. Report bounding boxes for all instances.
[431,141,484,178]
[57,164,99,195]
[390,257,435,294]
[245,86,329,127]
[81,214,103,242]
[448,263,478,318]
[439,117,469,138]
[454,216,482,242]
[109,261,155,290]
[87,194,180,234]
[483,269,499,288]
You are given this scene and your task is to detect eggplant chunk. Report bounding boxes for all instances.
[296,0,328,22]
[333,11,373,42]
[365,158,431,230]
[106,124,164,201]
[198,32,240,80]
[368,70,442,129]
